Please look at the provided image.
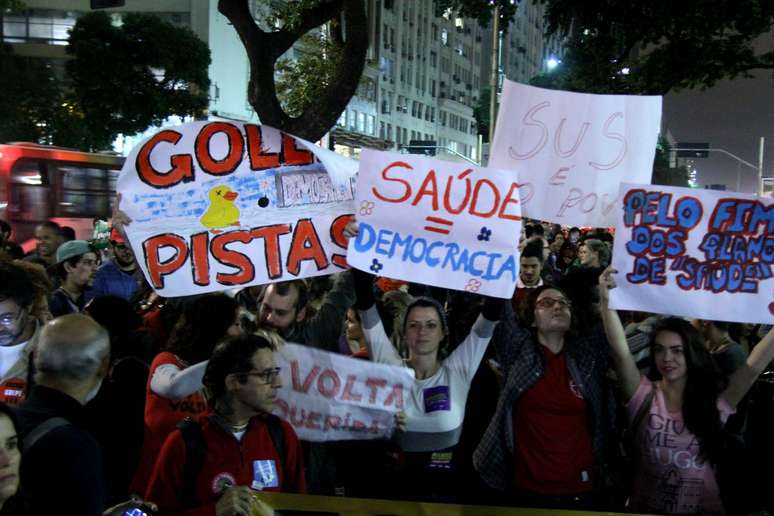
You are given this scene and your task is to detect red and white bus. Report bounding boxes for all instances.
[0,142,124,251]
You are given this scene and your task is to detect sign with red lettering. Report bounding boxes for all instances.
[490,80,661,227]
[118,122,357,296]
[273,343,415,441]
[610,183,774,324]
[348,150,523,298]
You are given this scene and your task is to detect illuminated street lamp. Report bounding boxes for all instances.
[546,57,560,70]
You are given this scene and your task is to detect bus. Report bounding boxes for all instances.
[0,142,124,252]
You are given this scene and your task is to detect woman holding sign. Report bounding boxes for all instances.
[598,267,774,515]
[347,221,504,501]
[473,285,617,510]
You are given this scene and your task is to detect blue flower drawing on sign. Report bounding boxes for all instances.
[477,227,492,241]
[370,258,384,274]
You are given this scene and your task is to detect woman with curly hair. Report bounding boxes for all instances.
[130,293,241,496]
[599,267,774,514]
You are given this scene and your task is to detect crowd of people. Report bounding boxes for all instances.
[0,217,772,515]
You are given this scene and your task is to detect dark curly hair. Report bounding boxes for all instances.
[165,293,238,364]
[647,317,727,465]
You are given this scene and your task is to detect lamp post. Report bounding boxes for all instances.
[488,6,500,146]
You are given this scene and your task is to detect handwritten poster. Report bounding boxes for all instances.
[347,150,523,298]
[117,122,356,297]
[273,343,415,441]
[610,183,774,324]
[490,80,662,227]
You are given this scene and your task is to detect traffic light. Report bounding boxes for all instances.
[676,142,710,158]
[406,140,437,156]
[90,0,125,8]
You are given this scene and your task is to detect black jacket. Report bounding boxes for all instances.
[16,385,105,516]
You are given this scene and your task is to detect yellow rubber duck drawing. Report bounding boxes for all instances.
[200,185,240,233]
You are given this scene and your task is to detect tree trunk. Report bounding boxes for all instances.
[218,0,368,142]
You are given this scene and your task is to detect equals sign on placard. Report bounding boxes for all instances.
[424,216,454,235]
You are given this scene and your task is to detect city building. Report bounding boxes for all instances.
[0,0,257,152]
[2,0,560,164]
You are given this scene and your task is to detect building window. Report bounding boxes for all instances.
[380,122,385,139]
[366,115,375,135]
[337,111,346,127]
[357,112,366,133]
[349,110,357,130]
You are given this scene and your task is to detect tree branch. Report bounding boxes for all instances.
[269,0,345,60]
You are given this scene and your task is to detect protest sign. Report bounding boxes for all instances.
[117,122,357,297]
[273,343,415,441]
[347,149,523,298]
[610,183,774,324]
[489,80,662,227]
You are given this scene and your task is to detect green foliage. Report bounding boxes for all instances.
[434,0,517,29]
[275,31,344,117]
[652,137,690,187]
[65,11,211,150]
[533,0,774,95]
[0,43,62,143]
[472,87,491,143]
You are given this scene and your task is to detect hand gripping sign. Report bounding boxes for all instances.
[490,80,662,227]
[347,150,523,299]
[610,183,774,324]
[273,344,415,441]
[117,122,357,297]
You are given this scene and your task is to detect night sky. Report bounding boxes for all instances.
[663,34,774,194]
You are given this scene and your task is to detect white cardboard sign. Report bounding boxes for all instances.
[273,343,415,441]
[490,80,662,227]
[610,182,774,324]
[347,150,523,298]
[117,122,356,297]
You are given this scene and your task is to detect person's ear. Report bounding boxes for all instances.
[295,306,306,323]
[225,373,241,393]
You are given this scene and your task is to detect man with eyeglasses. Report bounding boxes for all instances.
[49,240,101,318]
[0,262,39,405]
[85,227,140,304]
[146,334,306,516]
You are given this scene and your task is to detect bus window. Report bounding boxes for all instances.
[58,165,112,217]
[10,159,50,221]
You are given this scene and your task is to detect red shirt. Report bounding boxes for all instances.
[131,352,208,496]
[146,412,306,515]
[512,346,595,495]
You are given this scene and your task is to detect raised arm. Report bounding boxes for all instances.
[445,295,503,382]
[598,267,642,402]
[150,360,207,400]
[722,325,774,408]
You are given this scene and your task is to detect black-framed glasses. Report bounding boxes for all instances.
[241,367,281,385]
[535,297,572,310]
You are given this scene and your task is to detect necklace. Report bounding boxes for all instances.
[229,421,249,432]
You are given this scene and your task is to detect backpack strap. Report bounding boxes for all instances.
[23,417,70,452]
[178,416,206,508]
[263,414,286,481]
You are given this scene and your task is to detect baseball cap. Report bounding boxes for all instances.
[110,227,126,244]
[55,240,93,264]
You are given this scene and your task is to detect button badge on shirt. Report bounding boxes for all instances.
[423,385,451,412]
[252,460,279,490]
